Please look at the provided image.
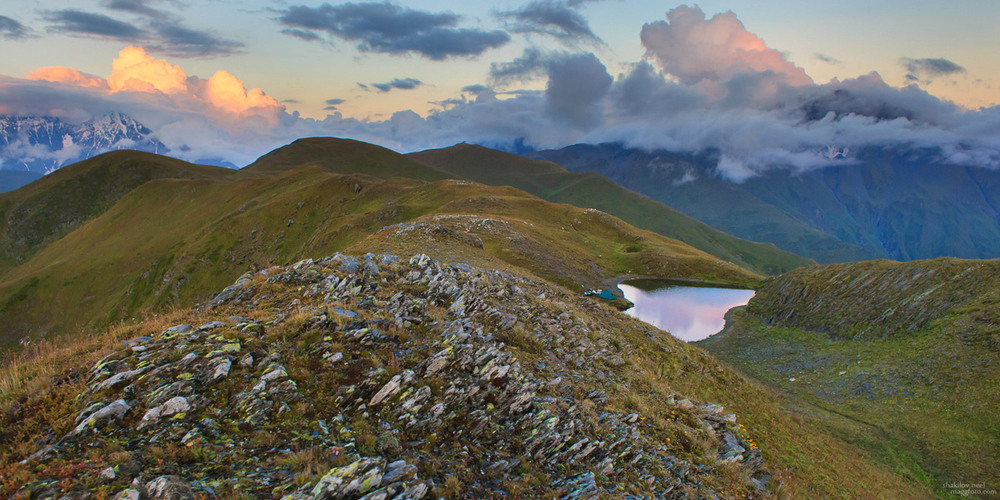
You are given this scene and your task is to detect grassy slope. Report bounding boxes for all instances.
[700,259,1000,497]
[0,162,758,348]
[408,144,814,276]
[242,137,451,181]
[0,151,233,273]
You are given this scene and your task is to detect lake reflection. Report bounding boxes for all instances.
[619,280,755,342]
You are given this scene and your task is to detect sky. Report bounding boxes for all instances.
[1,0,999,175]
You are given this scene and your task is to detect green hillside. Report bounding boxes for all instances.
[700,258,1000,497]
[243,137,451,181]
[0,151,233,273]
[408,143,813,275]
[0,154,758,348]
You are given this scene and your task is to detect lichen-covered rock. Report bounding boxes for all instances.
[14,253,767,499]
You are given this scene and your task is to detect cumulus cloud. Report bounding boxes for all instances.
[369,78,423,92]
[640,5,812,88]
[277,2,510,60]
[0,15,33,40]
[108,45,188,93]
[498,0,603,47]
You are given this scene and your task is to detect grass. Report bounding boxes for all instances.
[409,143,813,275]
[700,258,1000,498]
[0,158,761,351]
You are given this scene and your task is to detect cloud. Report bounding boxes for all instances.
[0,15,33,40]
[489,47,549,85]
[639,5,812,88]
[148,22,244,57]
[815,53,841,65]
[369,78,423,93]
[276,2,510,60]
[281,28,322,42]
[498,0,603,46]
[108,45,188,93]
[26,67,109,90]
[42,6,242,58]
[44,9,145,40]
[545,52,612,128]
[102,0,166,18]
[901,57,965,80]
[323,98,344,110]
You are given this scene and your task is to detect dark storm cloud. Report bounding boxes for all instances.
[149,22,244,57]
[277,2,510,60]
[0,15,32,40]
[902,57,966,78]
[498,0,602,46]
[369,78,422,92]
[44,9,145,40]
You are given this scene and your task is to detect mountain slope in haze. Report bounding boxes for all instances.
[699,258,1000,496]
[529,143,1000,264]
[0,113,168,173]
[0,151,234,273]
[0,148,759,348]
[405,143,812,275]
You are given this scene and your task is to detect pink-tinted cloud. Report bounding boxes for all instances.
[107,45,188,94]
[26,66,108,90]
[640,5,812,88]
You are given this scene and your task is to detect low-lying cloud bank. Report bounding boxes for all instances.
[2,6,997,180]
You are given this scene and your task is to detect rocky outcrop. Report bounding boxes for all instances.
[12,253,767,498]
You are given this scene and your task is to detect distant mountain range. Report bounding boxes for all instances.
[0,113,167,174]
[529,143,1000,263]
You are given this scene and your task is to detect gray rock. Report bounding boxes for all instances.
[71,399,130,436]
[381,460,417,485]
[98,369,144,391]
[113,489,141,500]
[144,475,195,500]
[339,256,361,274]
[138,396,190,430]
[370,374,403,406]
[211,359,232,381]
[197,321,226,331]
[699,404,724,415]
[332,307,358,319]
[100,467,116,480]
[162,324,192,336]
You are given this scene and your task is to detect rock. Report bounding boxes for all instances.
[211,359,232,381]
[113,489,141,500]
[332,307,358,319]
[98,369,144,391]
[138,396,191,430]
[144,475,195,500]
[311,458,384,498]
[339,256,361,274]
[381,460,417,485]
[71,399,130,436]
[721,414,737,424]
[161,324,192,338]
[370,374,404,406]
[424,349,449,376]
[211,275,252,307]
[553,472,600,500]
[197,321,226,331]
[100,467,116,480]
[699,404,725,415]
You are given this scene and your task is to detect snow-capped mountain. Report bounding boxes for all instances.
[0,113,168,173]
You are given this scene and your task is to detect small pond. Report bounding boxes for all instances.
[618,279,755,342]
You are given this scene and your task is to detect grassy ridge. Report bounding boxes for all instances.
[700,259,1000,497]
[0,151,233,273]
[0,161,758,348]
[408,144,813,276]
